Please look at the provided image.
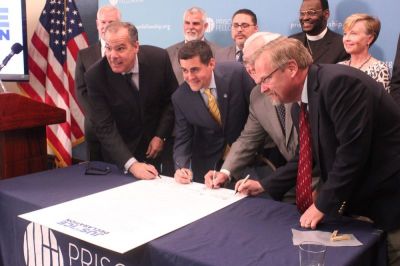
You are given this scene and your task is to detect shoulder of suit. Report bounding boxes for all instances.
[166,41,184,52]
[138,45,169,61]
[289,32,305,40]
[85,56,108,79]
[78,42,100,55]
[326,28,343,38]
[172,82,192,100]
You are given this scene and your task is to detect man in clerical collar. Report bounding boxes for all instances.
[290,0,348,64]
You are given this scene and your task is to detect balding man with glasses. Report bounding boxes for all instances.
[290,0,348,64]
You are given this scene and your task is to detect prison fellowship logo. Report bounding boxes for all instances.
[23,223,64,266]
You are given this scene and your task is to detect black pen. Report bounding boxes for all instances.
[234,174,250,195]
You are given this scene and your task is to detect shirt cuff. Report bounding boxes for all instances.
[220,168,231,182]
[124,157,138,174]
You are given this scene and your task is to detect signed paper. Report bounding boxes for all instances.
[20,177,245,253]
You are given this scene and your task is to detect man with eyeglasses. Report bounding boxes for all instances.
[290,0,348,63]
[218,9,258,63]
[241,36,400,265]
[204,32,298,198]
[167,7,221,85]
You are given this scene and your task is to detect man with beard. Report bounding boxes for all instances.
[218,9,259,63]
[290,0,348,63]
[167,7,221,85]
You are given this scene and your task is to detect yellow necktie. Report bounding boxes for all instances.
[204,88,222,126]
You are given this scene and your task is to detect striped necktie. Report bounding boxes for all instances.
[296,103,313,213]
[203,88,222,126]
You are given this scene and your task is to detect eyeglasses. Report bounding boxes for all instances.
[299,9,323,17]
[231,23,255,30]
[258,66,280,85]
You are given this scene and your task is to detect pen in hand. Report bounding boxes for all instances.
[175,162,193,182]
[235,174,250,195]
[211,170,216,188]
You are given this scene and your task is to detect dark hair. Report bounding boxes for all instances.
[232,9,258,25]
[178,40,214,65]
[105,21,138,44]
[320,0,329,10]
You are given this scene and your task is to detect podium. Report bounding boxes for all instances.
[0,93,66,179]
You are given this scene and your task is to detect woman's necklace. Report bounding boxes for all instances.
[349,55,372,69]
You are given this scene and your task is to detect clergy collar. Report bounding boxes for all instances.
[306,27,328,41]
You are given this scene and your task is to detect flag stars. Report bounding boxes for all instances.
[70,19,75,24]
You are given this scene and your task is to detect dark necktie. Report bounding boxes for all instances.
[237,50,243,63]
[296,103,313,213]
[124,72,138,91]
[276,104,286,135]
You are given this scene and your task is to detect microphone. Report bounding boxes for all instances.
[0,43,23,71]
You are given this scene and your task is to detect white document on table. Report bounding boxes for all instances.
[19,176,245,253]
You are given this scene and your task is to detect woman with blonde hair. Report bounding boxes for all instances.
[339,13,390,91]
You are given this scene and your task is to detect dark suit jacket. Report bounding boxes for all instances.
[75,42,103,160]
[290,29,349,64]
[262,64,400,231]
[390,34,400,105]
[85,45,178,168]
[172,61,254,180]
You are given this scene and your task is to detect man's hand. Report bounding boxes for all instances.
[129,162,159,180]
[174,168,193,184]
[146,136,164,159]
[204,171,229,188]
[234,179,264,196]
[299,203,325,229]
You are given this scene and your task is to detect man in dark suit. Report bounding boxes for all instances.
[166,7,221,85]
[85,22,178,179]
[290,0,348,64]
[75,5,121,161]
[239,36,400,264]
[390,34,400,106]
[172,40,254,183]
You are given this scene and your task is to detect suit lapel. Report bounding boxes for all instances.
[284,103,294,146]
[214,69,229,129]
[307,65,321,165]
[184,83,219,127]
[105,59,139,109]
[262,95,286,146]
[311,30,333,63]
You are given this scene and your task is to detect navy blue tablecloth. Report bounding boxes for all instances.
[0,162,386,266]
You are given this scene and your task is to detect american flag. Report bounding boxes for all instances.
[19,0,88,166]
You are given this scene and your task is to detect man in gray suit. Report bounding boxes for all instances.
[218,9,258,62]
[290,0,348,64]
[75,5,121,160]
[166,7,221,85]
[204,32,298,190]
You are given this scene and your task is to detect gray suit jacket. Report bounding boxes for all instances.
[222,85,298,178]
[215,44,237,62]
[166,40,221,85]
